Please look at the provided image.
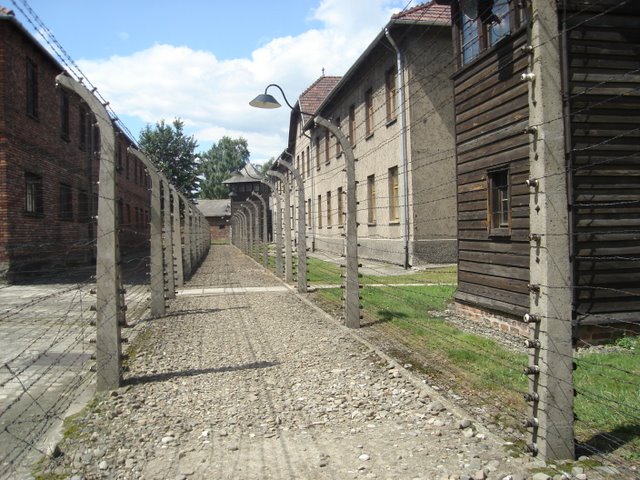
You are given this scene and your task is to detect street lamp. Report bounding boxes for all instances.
[250,84,361,328]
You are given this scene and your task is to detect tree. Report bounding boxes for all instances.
[138,118,199,199]
[259,157,275,176]
[199,136,250,199]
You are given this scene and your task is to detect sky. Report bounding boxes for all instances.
[10,0,415,164]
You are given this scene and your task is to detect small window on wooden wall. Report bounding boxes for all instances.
[488,167,510,235]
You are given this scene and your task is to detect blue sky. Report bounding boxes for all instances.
[11,0,412,163]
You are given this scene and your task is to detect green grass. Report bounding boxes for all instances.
[314,280,640,461]
[574,351,640,459]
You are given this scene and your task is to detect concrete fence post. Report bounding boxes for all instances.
[56,74,123,390]
[251,192,270,268]
[242,205,254,257]
[183,203,192,279]
[161,177,175,300]
[524,0,574,461]
[237,210,249,253]
[315,116,360,328]
[269,186,284,278]
[247,198,261,263]
[278,155,307,294]
[128,148,164,318]
[268,171,293,283]
[172,189,184,288]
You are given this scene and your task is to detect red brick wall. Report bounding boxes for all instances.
[207,217,230,242]
[0,19,149,280]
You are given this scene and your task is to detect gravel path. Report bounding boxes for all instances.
[39,246,548,480]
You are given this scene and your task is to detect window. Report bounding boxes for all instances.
[79,105,88,151]
[324,131,330,165]
[306,146,311,177]
[459,0,517,66]
[301,150,305,178]
[367,174,376,225]
[488,0,512,46]
[335,117,342,157]
[337,187,344,226]
[348,105,356,146]
[26,59,38,118]
[365,88,374,137]
[326,191,332,227]
[488,167,510,235]
[60,91,70,141]
[59,183,73,220]
[307,198,312,227]
[460,11,481,64]
[385,66,397,122]
[25,172,43,215]
[315,137,321,170]
[125,153,130,179]
[317,194,322,228]
[388,166,399,222]
[78,190,89,222]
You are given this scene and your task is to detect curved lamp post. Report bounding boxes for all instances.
[251,84,360,327]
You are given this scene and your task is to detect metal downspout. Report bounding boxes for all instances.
[385,28,410,269]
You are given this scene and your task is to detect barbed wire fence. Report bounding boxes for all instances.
[231,0,640,477]
[1,10,210,478]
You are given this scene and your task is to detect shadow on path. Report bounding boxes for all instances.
[145,306,250,321]
[125,361,279,386]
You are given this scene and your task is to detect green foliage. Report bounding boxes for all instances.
[138,118,200,200]
[615,335,640,350]
[259,157,275,176]
[199,136,250,199]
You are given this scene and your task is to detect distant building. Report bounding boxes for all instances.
[435,0,640,339]
[0,8,149,282]
[197,199,231,242]
[283,2,456,267]
[223,164,271,243]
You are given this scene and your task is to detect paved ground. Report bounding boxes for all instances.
[0,275,149,480]
[34,245,547,480]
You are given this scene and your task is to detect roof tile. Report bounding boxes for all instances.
[391,1,451,25]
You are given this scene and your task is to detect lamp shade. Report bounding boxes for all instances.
[249,93,281,109]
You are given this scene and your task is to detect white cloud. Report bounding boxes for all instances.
[77,0,406,162]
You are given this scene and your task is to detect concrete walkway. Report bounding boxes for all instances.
[32,244,542,480]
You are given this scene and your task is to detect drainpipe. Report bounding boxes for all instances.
[385,28,410,269]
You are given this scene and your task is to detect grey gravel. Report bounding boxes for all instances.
[35,246,606,479]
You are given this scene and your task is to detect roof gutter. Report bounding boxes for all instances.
[384,27,411,269]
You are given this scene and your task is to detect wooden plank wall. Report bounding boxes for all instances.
[453,28,531,318]
[566,1,640,325]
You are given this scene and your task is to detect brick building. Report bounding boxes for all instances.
[0,8,149,282]
[285,2,455,267]
[197,199,231,242]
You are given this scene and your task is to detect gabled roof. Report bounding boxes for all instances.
[222,163,264,184]
[197,199,231,218]
[298,75,342,124]
[300,1,451,131]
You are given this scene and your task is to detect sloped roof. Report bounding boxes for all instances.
[222,163,264,184]
[197,199,231,218]
[391,1,450,25]
[301,1,451,130]
[299,75,342,123]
